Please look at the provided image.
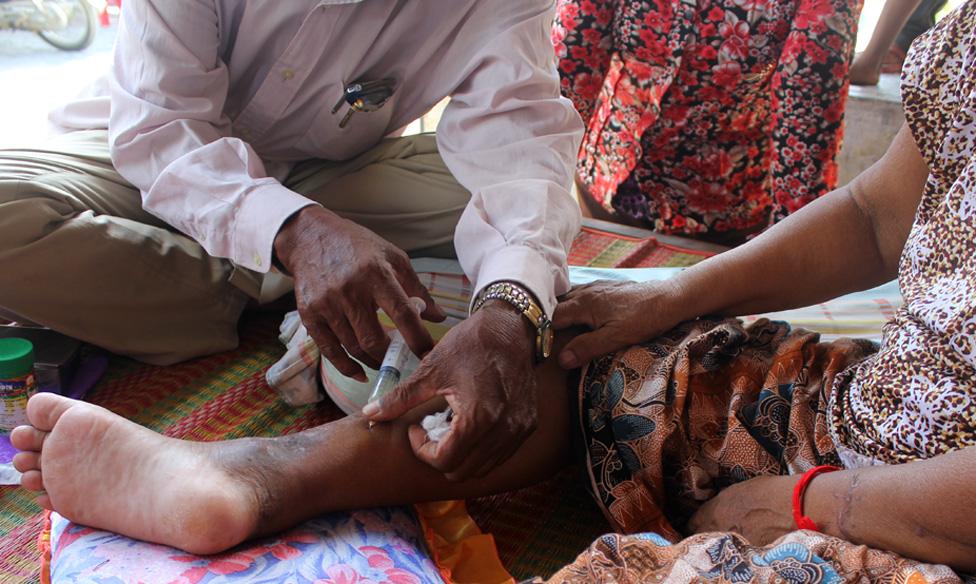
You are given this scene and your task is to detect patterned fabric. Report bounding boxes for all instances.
[48,507,444,584]
[543,12,976,578]
[554,0,860,240]
[578,318,875,539]
[566,227,714,267]
[541,531,961,583]
[740,279,902,342]
[829,2,976,468]
[565,318,960,581]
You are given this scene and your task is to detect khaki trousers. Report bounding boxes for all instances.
[0,131,469,365]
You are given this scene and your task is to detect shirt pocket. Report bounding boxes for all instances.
[294,90,399,161]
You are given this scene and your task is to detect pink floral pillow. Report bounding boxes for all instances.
[48,507,445,583]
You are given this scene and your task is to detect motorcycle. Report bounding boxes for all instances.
[0,0,99,51]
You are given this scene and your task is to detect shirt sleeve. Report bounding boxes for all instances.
[437,0,585,316]
[769,0,859,221]
[555,0,684,212]
[107,0,315,273]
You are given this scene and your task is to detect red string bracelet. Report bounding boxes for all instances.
[792,465,842,531]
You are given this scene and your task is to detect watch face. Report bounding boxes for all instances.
[540,321,554,360]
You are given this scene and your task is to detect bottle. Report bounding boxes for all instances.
[0,338,37,433]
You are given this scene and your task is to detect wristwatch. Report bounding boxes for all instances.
[472,281,553,363]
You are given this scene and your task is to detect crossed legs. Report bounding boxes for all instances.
[0,131,467,365]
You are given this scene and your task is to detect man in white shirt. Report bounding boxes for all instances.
[0,0,582,479]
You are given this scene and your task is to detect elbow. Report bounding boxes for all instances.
[845,180,897,281]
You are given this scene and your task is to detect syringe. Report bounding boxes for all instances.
[366,297,426,429]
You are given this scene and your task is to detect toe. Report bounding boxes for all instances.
[26,393,78,432]
[36,494,52,510]
[10,426,46,452]
[21,469,43,492]
[12,451,39,473]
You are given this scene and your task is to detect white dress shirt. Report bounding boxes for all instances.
[53,0,584,315]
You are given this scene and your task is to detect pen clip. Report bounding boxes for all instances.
[332,77,398,126]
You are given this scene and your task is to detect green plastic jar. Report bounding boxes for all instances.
[0,338,37,432]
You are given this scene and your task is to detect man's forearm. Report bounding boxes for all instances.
[806,447,976,571]
[668,184,894,321]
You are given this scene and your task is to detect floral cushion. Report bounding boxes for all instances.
[48,507,445,584]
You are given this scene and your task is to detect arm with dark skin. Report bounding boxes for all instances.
[274,204,539,482]
[553,124,927,368]
[273,205,446,382]
[364,300,538,481]
[688,446,976,571]
[554,126,976,570]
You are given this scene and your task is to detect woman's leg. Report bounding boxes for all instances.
[11,340,577,555]
[850,0,924,85]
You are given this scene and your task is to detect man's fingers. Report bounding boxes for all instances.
[409,423,471,475]
[306,321,367,381]
[377,280,436,358]
[467,449,510,481]
[390,256,447,323]
[409,398,497,475]
[347,304,391,366]
[557,328,622,369]
[364,368,439,421]
[400,273,446,322]
[331,312,381,370]
[406,406,512,480]
[457,430,516,481]
[439,417,508,481]
[468,410,535,478]
[408,423,446,469]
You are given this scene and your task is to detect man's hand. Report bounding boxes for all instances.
[274,206,445,381]
[363,301,537,480]
[686,475,799,545]
[552,279,689,369]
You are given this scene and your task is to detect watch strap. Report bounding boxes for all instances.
[473,281,552,362]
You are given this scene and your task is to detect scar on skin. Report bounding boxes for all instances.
[837,470,860,541]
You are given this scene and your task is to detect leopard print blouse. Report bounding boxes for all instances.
[830,0,976,467]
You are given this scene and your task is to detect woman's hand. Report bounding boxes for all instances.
[687,475,799,546]
[552,279,689,369]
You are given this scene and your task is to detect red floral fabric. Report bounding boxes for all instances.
[554,0,861,241]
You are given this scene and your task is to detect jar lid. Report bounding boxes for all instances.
[0,338,34,379]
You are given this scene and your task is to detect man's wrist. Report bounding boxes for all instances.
[474,281,553,362]
[272,205,334,274]
[476,300,536,357]
[273,208,306,274]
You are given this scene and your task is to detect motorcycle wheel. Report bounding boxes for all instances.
[37,0,97,52]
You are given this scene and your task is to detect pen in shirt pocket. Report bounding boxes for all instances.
[332,78,397,128]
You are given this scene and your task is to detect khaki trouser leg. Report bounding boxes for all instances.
[0,130,249,365]
[0,132,468,364]
[285,133,469,259]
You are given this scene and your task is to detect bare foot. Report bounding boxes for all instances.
[11,394,263,555]
[850,53,881,86]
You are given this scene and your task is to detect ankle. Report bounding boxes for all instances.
[211,437,300,539]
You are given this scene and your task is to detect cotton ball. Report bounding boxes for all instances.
[421,409,453,442]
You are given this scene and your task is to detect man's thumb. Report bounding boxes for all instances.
[362,371,438,421]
